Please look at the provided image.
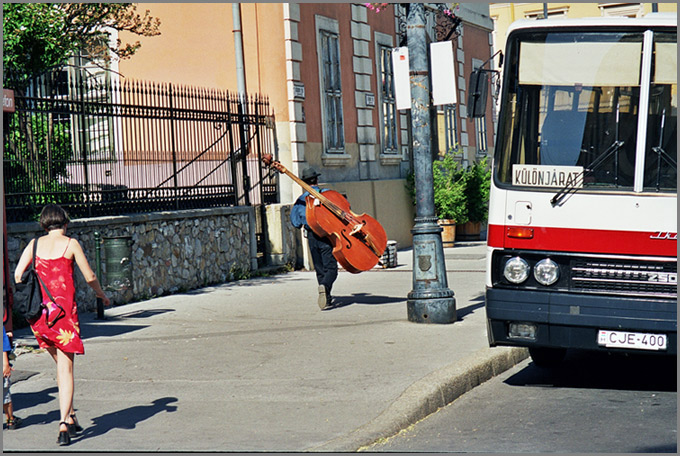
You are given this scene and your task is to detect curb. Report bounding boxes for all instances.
[307,346,529,452]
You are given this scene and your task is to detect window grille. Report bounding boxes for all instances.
[378,45,398,154]
[320,30,344,152]
[68,61,117,163]
[443,104,458,153]
[475,116,488,154]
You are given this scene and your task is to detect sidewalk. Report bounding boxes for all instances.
[3,241,527,452]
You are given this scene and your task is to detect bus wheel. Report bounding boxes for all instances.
[529,347,567,368]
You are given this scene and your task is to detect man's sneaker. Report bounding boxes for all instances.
[317,285,327,309]
[7,416,23,430]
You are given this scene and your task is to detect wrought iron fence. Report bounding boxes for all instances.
[3,70,279,224]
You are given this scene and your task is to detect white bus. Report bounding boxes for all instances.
[478,14,676,366]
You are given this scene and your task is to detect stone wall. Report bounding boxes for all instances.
[6,207,257,312]
[264,203,301,268]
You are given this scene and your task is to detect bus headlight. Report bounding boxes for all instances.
[534,258,560,286]
[504,257,530,284]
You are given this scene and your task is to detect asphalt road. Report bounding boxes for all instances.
[365,349,677,453]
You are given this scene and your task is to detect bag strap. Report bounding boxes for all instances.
[36,270,56,304]
[31,238,57,304]
[31,237,38,270]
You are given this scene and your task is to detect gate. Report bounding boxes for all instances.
[3,70,279,264]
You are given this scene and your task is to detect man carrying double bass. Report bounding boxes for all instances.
[290,167,338,310]
[261,153,386,308]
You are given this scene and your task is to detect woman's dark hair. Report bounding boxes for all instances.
[39,204,70,231]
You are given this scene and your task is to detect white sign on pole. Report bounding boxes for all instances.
[430,41,457,106]
[392,46,411,110]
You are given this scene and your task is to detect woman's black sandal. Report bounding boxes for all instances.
[57,422,71,446]
[67,413,83,436]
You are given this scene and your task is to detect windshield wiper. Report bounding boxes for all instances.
[550,140,625,206]
[653,108,677,192]
[551,102,623,207]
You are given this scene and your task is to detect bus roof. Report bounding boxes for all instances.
[507,13,677,36]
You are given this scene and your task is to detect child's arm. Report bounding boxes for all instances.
[3,351,11,378]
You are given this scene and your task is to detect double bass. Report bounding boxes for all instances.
[262,154,387,273]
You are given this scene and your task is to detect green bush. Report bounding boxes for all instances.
[461,157,491,224]
[433,154,467,222]
[406,154,491,224]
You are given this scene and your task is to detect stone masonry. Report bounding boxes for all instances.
[6,207,257,313]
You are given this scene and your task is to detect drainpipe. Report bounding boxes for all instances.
[232,3,247,97]
[232,3,251,207]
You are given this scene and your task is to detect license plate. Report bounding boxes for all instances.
[597,330,667,351]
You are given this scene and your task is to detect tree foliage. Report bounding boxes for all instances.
[3,3,160,216]
[5,110,71,190]
[3,3,161,80]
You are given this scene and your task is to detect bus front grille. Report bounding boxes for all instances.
[570,260,677,299]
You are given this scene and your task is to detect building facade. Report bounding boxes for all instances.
[116,3,495,248]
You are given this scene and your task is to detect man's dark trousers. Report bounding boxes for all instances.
[307,229,338,295]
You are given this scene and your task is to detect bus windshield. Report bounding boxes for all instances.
[495,30,677,193]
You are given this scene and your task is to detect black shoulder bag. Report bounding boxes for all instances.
[14,238,64,326]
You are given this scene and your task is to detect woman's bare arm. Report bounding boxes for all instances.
[71,240,111,306]
[14,239,35,283]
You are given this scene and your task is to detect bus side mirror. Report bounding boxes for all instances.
[468,69,488,118]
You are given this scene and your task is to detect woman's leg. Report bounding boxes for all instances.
[47,347,75,431]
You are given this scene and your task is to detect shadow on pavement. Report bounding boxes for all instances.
[81,322,151,340]
[74,397,178,442]
[456,297,485,320]
[107,309,175,319]
[637,444,678,453]
[184,274,308,295]
[330,293,486,321]
[80,308,175,340]
[12,386,59,415]
[332,293,404,309]
[506,349,677,392]
[456,302,484,321]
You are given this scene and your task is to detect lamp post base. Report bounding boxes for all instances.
[407,296,456,323]
[408,217,457,324]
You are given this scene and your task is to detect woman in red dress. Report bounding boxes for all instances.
[14,205,110,446]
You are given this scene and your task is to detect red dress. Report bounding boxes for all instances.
[29,240,84,354]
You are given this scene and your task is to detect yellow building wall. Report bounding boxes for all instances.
[117,3,289,123]
[327,179,416,249]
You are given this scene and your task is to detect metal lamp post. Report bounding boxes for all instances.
[406,3,456,324]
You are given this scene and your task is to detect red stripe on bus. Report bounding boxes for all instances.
[487,224,677,257]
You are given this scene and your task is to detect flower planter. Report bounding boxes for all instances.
[438,219,456,247]
[455,221,481,241]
